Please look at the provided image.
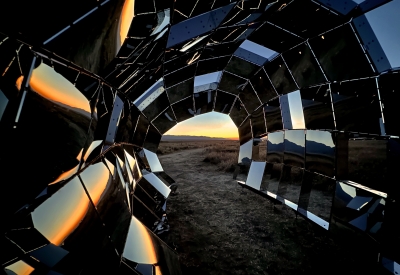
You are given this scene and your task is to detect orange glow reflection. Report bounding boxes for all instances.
[5,260,34,275]
[29,63,91,114]
[123,217,157,264]
[79,162,110,206]
[118,0,135,52]
[49,149,83,185]
[32,177,90,245]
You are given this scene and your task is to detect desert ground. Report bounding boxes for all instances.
[158,141,382,275]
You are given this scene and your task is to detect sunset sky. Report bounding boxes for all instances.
[165,112,239,139]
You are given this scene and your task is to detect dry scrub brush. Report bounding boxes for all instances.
[202,141,239,172]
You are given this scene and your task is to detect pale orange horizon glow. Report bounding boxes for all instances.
[5,260,34,275]
[165,112,238,139]
[25,63,91,113]
[118,0,135,52]
[32,177,91,246]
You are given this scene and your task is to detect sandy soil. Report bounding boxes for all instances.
[159,148,381,275]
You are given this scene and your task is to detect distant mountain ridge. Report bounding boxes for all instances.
[162,135,233,141]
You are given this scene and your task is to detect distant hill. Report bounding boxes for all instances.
[162,135,234,141]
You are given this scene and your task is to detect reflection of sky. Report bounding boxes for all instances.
[165,111,238,139]
[151,9,170,36]
[239,40,277,59]
[194,71,222,86]
[0,89,8,120]
[365,0,400,67]
[5,260,34,275]
[268,131,284,145]
[288,91,305,129]
[28,63,91,113]
[285,130,305,147]
[32,177,90,245]
[306,130,335,148]
[118,0,135,51]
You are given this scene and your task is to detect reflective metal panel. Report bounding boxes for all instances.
[238,117,252,145]
[250,68,278,103]
[0,89,8,121]
[143,125,162,153]
[218,72,247,95]
[171,96,194,122]
[229,98,248,127]
[166,78,194,104]
[132,115,150,147]
[142,92,171,122]
[225,56,260,78]
[265,163,283,195]
[308,24,373,81]
[196,56,231,76]
[143,148,164,172]
[238,139,252,164]
[79,162,131,254]
[264,56,298,95]
[277,165,303,205]
[164,64,196,88]
[300,85,335,130]
[267,131,284,163]
[239,84,262,114]
[194,90,216,115]
[306,130,335,177]
[123,216,181,274]
[246,161,266,190]
[152,107,177,134]
[284,130,305,168]
[250,106,267,138]
[214,90,236,114]
[143,173,171,198]
[264,97,283,132]
[331,79,381,134]
[378,73,400,137]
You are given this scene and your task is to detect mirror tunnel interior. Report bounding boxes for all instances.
[0,0,399,274]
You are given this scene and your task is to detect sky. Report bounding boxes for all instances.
[165,111,238,139]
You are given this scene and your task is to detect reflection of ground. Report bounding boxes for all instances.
[160,148,381,275]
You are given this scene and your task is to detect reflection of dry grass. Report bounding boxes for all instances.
[158,140,239,172]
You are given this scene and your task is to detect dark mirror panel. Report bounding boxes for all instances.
[250,107,267,138]
[283,43,326,88]
[267,131,284,163]
[331,79,381,134]
[164,64,196,88]
[306,130,335,177]
[250,68,278,103]
[265,163,283,195]
[308,24,374,81]
[194,90,216,115]
[142,92,171,122]
[218,72,247,95]
[348,138,388,192]
[166,78,194,105]
[225,56,260,79]
[264,97,283,133]
[284,130,305,168]
[214,90,236,114]
[239,84,262,114]
[264,56,298,95]
[378,73,400,137]
[229,98,248,127]
[238,139,252,164]
[132,115,150,148]
[300,85,335,130]
[196,56,231,76]
[171,96,194,122]
[238,117,252,145]
[277,165,303,205]
[152,107,177,134]
[143,125,162,153]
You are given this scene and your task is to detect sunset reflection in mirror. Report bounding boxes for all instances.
[123,216,158,264]
[117,0,135,52]
[23,63,91,114]
[5,260,34,275]
[32,177,90,245]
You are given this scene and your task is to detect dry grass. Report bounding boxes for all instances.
[157,140,239,172]
[203,141,239,172]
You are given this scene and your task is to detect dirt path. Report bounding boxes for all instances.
[159,149,380,275]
